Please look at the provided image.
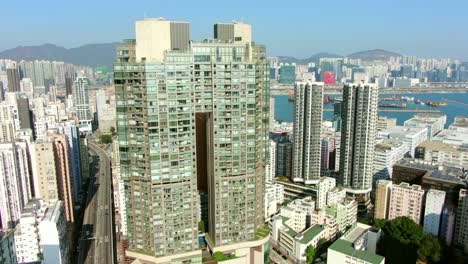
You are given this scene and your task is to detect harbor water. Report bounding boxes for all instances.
[274,93,468,127]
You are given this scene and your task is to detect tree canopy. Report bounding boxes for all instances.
[305,244,315,264]
[418,234,442,263]
[379,217,442,264]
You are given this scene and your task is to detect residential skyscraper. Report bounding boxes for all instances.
[388,183,425,224]
[50,133,74,223]
[0,142,32,228]
[423,189,446,236]
[115,19,269,263]
[339,83,378,196]
[373,180,392,220]
[292,81,324,184]
[65,72,73,96]
[6,68,20,92]
[455,189,468,253]
[73,76,91,121]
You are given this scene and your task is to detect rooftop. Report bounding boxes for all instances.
[342,224,370,243]
[418,141,463,153]
[329,239,385,264]
[451,116,468,128]
[380,125,427,137]
[396,159,466,184]
[297,225,325,244]
[375,139,405,151]
[433,129,468,145]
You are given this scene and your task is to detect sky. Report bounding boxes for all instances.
[2,0,468,60]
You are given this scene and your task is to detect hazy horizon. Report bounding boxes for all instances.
[2,0,468,60]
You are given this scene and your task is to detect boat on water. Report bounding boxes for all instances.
[415,99,425,105]
[379,103,407,108]
[380,96,400,101]
[401,96,414,101]
[426,101,448,107]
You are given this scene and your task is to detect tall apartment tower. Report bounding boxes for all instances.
[50,133,74,223]
[455,189,468,253]
[374,180,392,220]
[73,76,91,121]
[423,189,445,236]
[292,81,324,184]
[65,72,73,96]
[339,83,378,196]
[6,68,20,92]
[388,183,425,224]
[115,19,269,263]
[0,142,32,229]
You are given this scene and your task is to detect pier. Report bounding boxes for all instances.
[323,109,441,113]
[442,98,468,107]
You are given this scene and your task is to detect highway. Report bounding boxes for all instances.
[77,142,115,264]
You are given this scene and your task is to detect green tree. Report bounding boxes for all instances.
[305,244,315,264]
[418,235,442,263]
[110,126,116,135]
[213,252,227,261]
[198,220,205,233]
[99,134,112,144]
[380,217,424,264]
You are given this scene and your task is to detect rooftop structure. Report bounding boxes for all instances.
[327,223,384,264]
[404,113,446,139]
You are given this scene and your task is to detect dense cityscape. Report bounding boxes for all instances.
[1,9,468,264]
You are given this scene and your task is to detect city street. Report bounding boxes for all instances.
[77,142,115,264]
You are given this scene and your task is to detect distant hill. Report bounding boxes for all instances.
[277,52,343,64]
[347,49,401,61]
[0,43,117,68]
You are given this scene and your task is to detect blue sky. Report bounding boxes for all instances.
[3,0,468,60]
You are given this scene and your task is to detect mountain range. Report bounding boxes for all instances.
[0,43,401,68]
[0,43,117,68]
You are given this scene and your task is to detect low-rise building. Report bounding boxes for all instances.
[404,113,446,140]
[415,141,468,169]
[0,229,16,264]
[326,186,346,207]
[325,199,358,232]
[317,177,336,209]
[271,215,329,263]
[327,223,384,264]
[377,116,396,132]
[379,126,427,157]
[373,139,407,183]
[432,129,468,146]
[388,183,425,224]
[265,183,285,221]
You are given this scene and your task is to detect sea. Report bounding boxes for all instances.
[274,93,468,127]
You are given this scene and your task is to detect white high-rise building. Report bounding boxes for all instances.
[423,189,446,236]
[14,199,47,263]
[0,142,32,229]
[292,81,324,184]
[73,76,91,121]
[0,102,19,143]
[317,177,336,209]
[39,200,70,264]
[265,140,277,183]
[339,83,378,196]
[373,139,407,183]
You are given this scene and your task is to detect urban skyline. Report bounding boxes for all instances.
[1,8,468,264]
[2,1,468,60]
